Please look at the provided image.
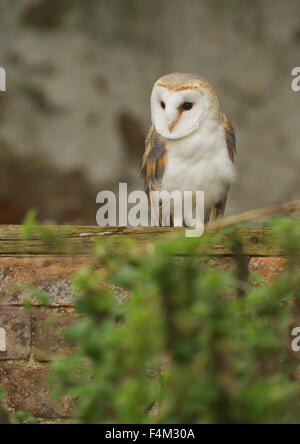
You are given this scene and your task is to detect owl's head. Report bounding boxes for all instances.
[151,73,221,140]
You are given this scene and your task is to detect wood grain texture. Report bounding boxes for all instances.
[0,225,282,257]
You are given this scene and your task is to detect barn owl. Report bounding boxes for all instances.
[141,73,236,226]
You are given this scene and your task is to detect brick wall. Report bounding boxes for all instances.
[0,226,286,422]
[0,257,82,422]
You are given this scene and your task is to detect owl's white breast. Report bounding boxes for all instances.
[161,119,236,213]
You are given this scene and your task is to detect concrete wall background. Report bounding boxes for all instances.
[0,0,299,223]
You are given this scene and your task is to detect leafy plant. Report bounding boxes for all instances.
[46,217,300,424]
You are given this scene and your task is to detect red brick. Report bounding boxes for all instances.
[0,308,31,360]
[0,256,88,306]
[249,257,286,282]
[207,257,236,271]
[0,367,73,418]
[32,310,77,361]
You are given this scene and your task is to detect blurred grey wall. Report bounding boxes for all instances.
[0,0,299,223]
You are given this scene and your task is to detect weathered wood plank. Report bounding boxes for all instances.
[0,226,282,256]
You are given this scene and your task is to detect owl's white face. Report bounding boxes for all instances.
[151,86,209,140]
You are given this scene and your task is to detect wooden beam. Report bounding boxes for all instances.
[0,226,282,257]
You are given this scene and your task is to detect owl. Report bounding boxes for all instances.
[141,73,236,226]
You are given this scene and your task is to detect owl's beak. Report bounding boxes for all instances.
[168,120,177,133]
[168,111,181,133]
[169,114,180,133]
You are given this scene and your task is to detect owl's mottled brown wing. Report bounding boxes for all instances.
[209,117,236,224]
[224,117,236,163]
[141,126,167,195]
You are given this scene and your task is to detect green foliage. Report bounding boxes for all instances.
[48,218,300,424]
[22,209,59,244]
[22,207,84,257]
[11,411,39,425]
[0,387,5,401]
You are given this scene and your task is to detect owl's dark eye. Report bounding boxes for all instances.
[160,101,166,109]
[182,102,193,111]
